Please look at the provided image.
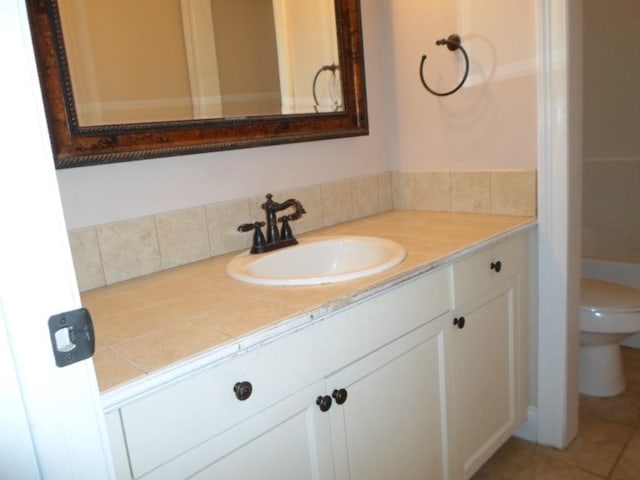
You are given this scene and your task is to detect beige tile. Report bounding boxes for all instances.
[351,175,380,219]
[473,437,602,480]
[536,415,634,478]
[531,455,604,480]
[472,437,536,480]
[259,283,353,313]
[92,299,191,347]
[391,171,414,210]
[111,322,233,372]
[248,192,278,222]
[623,347,640,387]
[205,198,252,256]
[163,286,246,321]
[97,217,162,284]
[93,348,145,392]
[284,185,324,234]
[580,383,640,429]
[491,171,537,216]
[610,429,640,480]
[68,228,106,292]
[321,180,353,226]
[451,171,491,214]
[414,171,452,212]
[377,172,393,212]
[156,207,210,269]
[192,297,299,338]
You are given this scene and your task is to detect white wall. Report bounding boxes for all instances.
[384,0,538,172]
[57,0,540,229]
[57,0,391,230]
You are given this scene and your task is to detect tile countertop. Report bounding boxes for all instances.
[85,210,536,411]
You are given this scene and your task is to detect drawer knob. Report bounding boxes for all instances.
[490,260,502,273]
[453,316,466,329]
[332,388,348,405]
[316,395,332,412]
[234,381,253,401]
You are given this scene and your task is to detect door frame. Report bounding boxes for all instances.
[535,0,582,448]
[0,0,114,477]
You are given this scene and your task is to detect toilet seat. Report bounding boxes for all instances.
[579,278,640,397]
[580,278,640,333]
[582,278,640,311]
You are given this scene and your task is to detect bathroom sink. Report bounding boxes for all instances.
[226,236,406,286]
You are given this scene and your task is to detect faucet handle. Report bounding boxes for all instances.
[278,216,294,241]
[280,212,302,222]
[238,221,265,232]
[237,222,267,253]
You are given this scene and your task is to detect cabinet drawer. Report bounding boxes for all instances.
[453,233,528,306]
[120,323,322,478]
[321,267,451,374]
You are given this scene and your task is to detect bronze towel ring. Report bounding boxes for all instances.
[419,34,470,97]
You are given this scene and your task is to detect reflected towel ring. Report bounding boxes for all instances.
[313,63,342,112]
[419,34,469,97]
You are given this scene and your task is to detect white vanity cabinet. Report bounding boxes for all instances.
[448,232,531,479]
[319,268,452,480]
[104,229,533,480]
[107,323,328,479]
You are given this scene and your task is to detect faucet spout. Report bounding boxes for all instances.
[261,194,306,244]
[238,194,306,254]
[255,193,304,248]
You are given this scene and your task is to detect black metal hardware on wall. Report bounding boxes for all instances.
[312,63,343,112]
[419,34,470,97]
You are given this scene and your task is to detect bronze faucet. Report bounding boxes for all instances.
[238,194,306,254]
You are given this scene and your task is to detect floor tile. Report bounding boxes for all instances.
[472,438,603,480]
[535,416,634,478]
[622,347,640,387]
[475,350,640,480]
[609,429,640,480]
[580,383,640,428]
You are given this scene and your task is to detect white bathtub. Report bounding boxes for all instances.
[583,257,640,348]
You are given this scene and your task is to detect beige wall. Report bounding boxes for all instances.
[210,0,281,116]
[583,159,640,261]
[582,1,640,261]
[59,0,192,124]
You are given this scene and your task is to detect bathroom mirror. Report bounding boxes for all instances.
[26,0,368,169]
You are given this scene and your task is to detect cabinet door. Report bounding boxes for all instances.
[450,280,518,479]
[142,381,333,480]
[327,316,452,480]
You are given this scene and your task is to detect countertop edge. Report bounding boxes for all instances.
[101,220,537,412]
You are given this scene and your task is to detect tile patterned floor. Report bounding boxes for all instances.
[473,347,640,480]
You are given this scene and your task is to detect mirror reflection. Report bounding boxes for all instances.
[58,0,343,126]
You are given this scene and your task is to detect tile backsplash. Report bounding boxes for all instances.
[69,170,536,291]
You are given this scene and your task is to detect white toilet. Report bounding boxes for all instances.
[580,278,640,397]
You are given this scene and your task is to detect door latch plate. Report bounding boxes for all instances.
[48,308,95,367]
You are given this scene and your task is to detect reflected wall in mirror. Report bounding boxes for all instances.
[26,0,367,168]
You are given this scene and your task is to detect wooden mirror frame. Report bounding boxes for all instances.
[26,0,368,169]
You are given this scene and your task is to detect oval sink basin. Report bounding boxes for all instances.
[227,236,406,286]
